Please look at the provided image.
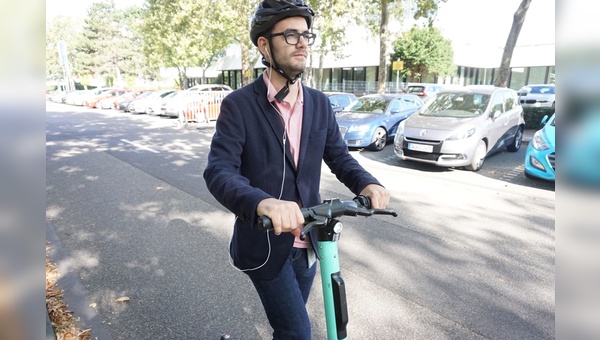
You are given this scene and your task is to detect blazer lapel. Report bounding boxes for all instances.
[254,76,296,169]
[297,85,314,175]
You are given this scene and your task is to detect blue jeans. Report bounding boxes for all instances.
[250,247,317,340]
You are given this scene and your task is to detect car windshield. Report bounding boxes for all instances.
[419,92,490,118]
[526,86,555,94]
[346,96,390,114]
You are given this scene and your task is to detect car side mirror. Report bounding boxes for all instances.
[541,115,549,125]
[390,109,400,115]
[492,110,502,120]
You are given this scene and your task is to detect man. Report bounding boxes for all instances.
[203,1,390,338]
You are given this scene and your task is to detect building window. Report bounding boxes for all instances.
[547,66,555,83]
[527,66,547,85]
[509,67,526,90]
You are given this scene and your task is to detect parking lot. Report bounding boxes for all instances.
[46,101,555,339]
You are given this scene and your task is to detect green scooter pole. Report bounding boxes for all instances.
[318,223,348,340]
[257,197,396,340]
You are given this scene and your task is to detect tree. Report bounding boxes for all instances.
[46,16,82,84]
[212,0,257,87]
[389,26,454,82]
[362,0,446,93]
[76,0,144,87]
[495,0,532,88]
[306,0,357,90]
[141,0,231,89]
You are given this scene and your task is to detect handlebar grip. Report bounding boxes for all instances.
[257,216,273,230]
[354,195,371,209]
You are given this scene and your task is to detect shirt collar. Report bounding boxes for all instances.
[263,69,304,105]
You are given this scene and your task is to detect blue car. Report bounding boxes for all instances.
[337,94,423,151]
[524,113,555,181]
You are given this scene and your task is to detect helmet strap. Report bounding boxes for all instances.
[262,40,302,103]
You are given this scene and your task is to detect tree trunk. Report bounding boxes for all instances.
[495,0,531,88]
[318,52,325,91]
[240,39,251,87]
[377,1,389,94]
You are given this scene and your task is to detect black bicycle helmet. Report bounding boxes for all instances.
[250,0,314,46]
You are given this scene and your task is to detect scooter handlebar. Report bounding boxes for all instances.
[256,196,397,231]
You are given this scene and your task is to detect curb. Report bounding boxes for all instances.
[46,220,114,340]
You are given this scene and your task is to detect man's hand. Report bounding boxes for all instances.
[257,198,304,237]
[359,184,390,209]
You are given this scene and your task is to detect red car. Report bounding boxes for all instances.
[84,89,127,108]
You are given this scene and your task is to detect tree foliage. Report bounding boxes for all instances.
[46,0,450,90]
[46,16,82,82]
[213,0,257,87]
[141,0,233,89]
[75,0,144,87]
[306,0,358,89]
[390,26,454,82]
[361,0,446,93]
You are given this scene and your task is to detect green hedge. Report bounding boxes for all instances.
[523,107,555,130]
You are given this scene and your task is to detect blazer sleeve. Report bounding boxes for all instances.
[203,94,271,225]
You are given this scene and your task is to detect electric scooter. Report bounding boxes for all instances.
[254,195,398,340]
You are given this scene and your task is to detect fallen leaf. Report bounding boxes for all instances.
[89,303,97,309]
[115,296,130,302]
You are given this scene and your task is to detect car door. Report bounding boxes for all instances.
[502,90,522,142]
[386,98,407,137]
[487,92,509,152]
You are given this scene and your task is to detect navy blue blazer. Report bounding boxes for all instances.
[203,75,382,280]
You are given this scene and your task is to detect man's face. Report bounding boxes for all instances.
[269,16,309,76]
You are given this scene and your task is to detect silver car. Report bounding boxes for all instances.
[394,85,525,171]
[517,84,555,108]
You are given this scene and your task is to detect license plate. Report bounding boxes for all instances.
[408,143,433,153]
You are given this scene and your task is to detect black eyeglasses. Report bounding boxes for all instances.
[270,30,316,46]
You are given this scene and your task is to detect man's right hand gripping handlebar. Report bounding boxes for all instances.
[256,198,305,237]
[257,196,397,239]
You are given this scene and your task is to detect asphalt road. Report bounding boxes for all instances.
[46,102,555,339]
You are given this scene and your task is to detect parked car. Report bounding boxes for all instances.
[84,89,127,108]
[98,91,135,109]
[325,92,358,114]
[188,84,233,92]
[149,90,181,116]
[63,90,93,105]
[524,113,555,181]
[336,94,423,151]
[404,83,446,103]
[394,85,525,171]
[128,90,175,114]
[76,87,123,106]
[163,87,232,121]
[517,84,555,108]
[145,90,177,115]
[119,91,152,111]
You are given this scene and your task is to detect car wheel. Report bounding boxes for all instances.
[507,126,523,152]
[466,140,486,171]
[369,127,387,151]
